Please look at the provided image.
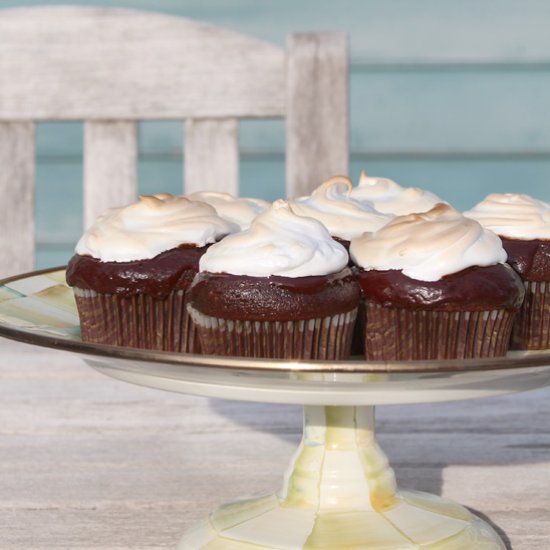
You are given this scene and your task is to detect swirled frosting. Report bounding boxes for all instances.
[187,191,270,230]
[199,199,349,277]
[350,203,507,281]
[464,193,550,240]
[350,170,443,215]
[76,193,236,262]
[290,176,392,239]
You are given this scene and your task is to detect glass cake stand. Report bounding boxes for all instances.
[2,267,550,549]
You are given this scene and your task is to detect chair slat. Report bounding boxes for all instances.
[0,7,285,121]
[286,33,349,198]
[184,119,239,196]
[84,121,137,227]
[0,122,35,277]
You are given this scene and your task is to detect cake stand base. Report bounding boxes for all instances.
[179,406,505,550]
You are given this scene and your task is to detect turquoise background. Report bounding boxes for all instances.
[1,0,550,267]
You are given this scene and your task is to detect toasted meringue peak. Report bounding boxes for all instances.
[350,203,507,281]
[290,175,392,239]
[76,193,235,262]
[464,193,550,239]
[200,199,348,277]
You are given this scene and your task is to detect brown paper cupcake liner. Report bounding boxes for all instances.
[511,280,550,350]
[188,305,357,359]
[73,287,200,353]
[364,301,515,361]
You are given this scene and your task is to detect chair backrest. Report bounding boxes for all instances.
[0,6,348,278]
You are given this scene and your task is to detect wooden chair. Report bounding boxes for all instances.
[0,6,348,277]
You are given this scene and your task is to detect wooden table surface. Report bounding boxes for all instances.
[1,337,549,550]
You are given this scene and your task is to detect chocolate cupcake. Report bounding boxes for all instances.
[187,200,360,359]
[290,175,392,250]
[66,193,235,352]
[186,191,270,230]
[465,193,550,350]
[291,176,392,355]
[350,204,524,361]
[350,170,444,215]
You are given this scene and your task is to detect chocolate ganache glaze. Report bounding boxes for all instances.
[332,236,350,251]
[66,245,208,299]
[188,268,360,321]
[501,237,550,282]
[357,264,524,311]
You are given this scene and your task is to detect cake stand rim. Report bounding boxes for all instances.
[1,265,550,376]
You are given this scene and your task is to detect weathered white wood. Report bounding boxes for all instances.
[0,337,548,548]
[0,8,352,271]
[184,119,239,195]
[0,6,285,120]
[0,123,35,277]
[286,32,349,198]
[84,121,137,227]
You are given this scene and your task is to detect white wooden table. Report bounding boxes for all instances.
[1,337,548,549]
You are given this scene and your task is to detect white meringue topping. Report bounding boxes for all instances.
[76,193,236,262]
[350,203,507,281]
[200,199,349,277]
[350,170,443,215]
[291,176,392,240]
[187,191,270,230]
[464,193,550,240]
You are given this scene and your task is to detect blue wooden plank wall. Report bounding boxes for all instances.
[2,0,550,267]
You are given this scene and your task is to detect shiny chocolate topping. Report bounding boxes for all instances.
[188,268,360,321]
[501,237,550,282]
[66,245,208,298]
[333,236,351,251]
[357,264,524,311]
[332,236,353,266]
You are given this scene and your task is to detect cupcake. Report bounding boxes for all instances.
[350,170,443,215]
[187,200,360,359]
[66,193,235,352]
[465,193,550,349]
[292,175,392,355]
[186,191,270,230]
[290,175,392,249]
[350,204,525,360]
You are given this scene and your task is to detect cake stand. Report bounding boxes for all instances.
[2,268,550,549]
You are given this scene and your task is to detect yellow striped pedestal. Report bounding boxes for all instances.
[179,406,505,549]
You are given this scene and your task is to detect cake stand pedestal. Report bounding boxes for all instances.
[180,405,503,550]
[1,268,550,549]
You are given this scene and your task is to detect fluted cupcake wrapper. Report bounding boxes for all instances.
[188,305,358,360]
[73,288,200,353]
[364,301,515,361]
[511,280,550,350]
